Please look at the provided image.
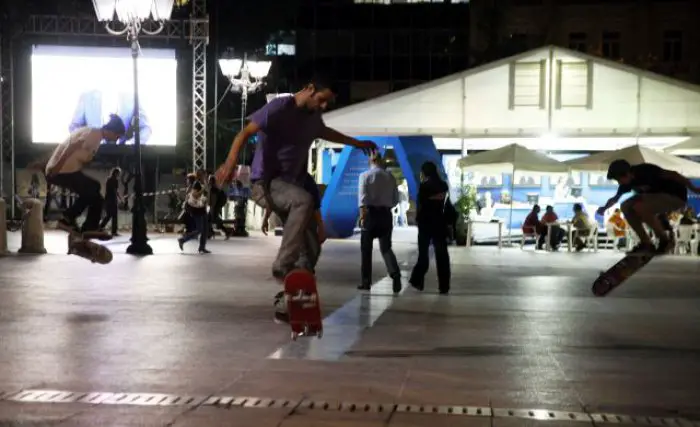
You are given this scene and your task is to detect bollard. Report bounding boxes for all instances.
[17,198,47,254]
[0,198,7,255]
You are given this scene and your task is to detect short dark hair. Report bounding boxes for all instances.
[420,161,439,179]
[305,73,335,94]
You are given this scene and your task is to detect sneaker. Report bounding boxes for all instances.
[273,311,290,324]
[273,291,289,324]
[627,242,655,256]
[198,248,211,254]
[409,279,424,292]
[392,275,402,294]
[177,238,184,251]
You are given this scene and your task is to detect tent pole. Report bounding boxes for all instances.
[507,164,515,246]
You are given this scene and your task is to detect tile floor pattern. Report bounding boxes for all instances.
[0,230,699,426]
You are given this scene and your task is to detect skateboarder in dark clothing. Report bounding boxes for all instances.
[598,159,700,255]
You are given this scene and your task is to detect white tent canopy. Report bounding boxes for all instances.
[565,145,700,177]
[663,136,700,155]
[458,143,569,174]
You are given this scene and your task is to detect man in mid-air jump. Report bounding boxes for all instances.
[215,76,376,322]
[36,114,126,237]
[598,159,700,255]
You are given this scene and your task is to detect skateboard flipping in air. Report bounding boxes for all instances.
[592,252,655,296]
[283,269,323,340]
[63,229,113,264]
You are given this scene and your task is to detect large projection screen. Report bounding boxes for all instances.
[31,45,177,146]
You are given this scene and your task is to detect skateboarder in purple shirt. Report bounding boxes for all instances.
[215,76,377,322]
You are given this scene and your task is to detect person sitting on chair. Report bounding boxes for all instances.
[571,203,591,252]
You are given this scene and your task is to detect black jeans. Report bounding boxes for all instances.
[99,201,119,235]
[361,207,400,286]
[47,171,104,231]
[538,225,565,249]
[410,225,451,292]
[180,213,207,250]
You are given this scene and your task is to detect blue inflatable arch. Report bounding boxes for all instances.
[320,135,447,238]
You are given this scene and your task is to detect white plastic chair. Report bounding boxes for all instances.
[520,227,538,250]
[605,223,624,251]
[584,227,599,252]
[675,225,698,255]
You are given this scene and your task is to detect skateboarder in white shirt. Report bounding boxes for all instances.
[38,114,126,235]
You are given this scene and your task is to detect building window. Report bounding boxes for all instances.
[662,30,683,62]
[556,60,592,109]
[568,32,587,52]
[508,61,545,109]
[601,31,621,59]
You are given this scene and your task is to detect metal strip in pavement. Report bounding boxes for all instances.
[266,270,410,361]
[3,389,700,426]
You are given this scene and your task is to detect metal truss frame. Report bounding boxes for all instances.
[190,0,209,172]
[0,11,209,203]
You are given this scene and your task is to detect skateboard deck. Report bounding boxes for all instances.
[592,253,655,297]
[62,229,113,264]
[283,269,323,340]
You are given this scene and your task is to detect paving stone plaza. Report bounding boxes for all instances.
[0,229,698,426]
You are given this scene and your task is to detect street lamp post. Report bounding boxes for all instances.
[92,0,175,256]
[218,53,271,236]
[218,53,272,162]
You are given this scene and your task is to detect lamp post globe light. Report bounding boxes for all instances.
[92,0,175,256]
[218,53,272,162]
[218,53,271,237]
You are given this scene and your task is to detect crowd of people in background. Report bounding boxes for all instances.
[523,200,700,253]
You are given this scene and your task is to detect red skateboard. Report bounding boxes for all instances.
[592,253,655,296]
[283,269,323,340]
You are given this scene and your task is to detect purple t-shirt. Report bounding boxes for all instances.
[249,96,325,184]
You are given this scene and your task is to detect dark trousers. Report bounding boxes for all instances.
[208,208,232,237]
[180,213,207,250]
[361,207,400,286]
[99,202,119,235]
[410,226,451,292]
[47,171,103,231]
[538,225,564,249]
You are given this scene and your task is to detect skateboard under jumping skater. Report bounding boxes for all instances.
[61,228,113,264]
[592,252,655,296]
[283,269,323,340]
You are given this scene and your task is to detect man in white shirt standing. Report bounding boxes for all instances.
[358,152,402,294]
[42,114,126,235]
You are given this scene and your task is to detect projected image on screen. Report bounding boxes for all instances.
[31,45,177,146]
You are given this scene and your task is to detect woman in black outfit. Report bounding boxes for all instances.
[409,161,452,294]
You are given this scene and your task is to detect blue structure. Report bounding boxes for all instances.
[320,136,445,238]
